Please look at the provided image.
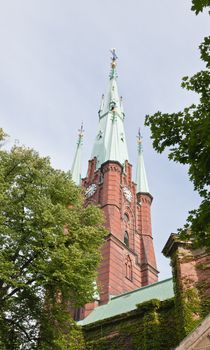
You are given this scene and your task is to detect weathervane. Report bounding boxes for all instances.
[110,48,118,62]
[110,48,118,77]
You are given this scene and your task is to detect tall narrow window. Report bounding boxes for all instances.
[124,231,129,247]
[124,213,129,222]
[125,255,132,281]
[74,307,81,321]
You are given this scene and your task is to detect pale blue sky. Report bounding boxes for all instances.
[0,1,209,279]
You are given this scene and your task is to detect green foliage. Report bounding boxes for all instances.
[200,293,210,317]
[136,298,160,312]
[180,288,201,336]
[0,128,7,141]
[0,144,106,349]
[191,0,210,14]
[38,302,85,350]
[196,277,210,317]
[170,253,203,341]
[84,298,178,350]
[142,307,160,350]
[158,299,178,349]
[145,34,210,248]
[145,39,210,194]
[0,128,8,149]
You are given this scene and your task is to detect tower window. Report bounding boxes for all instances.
[124,213,129,222]
[124,231,129,247]
[99,173,104,184]
[97,130,103,139]
[74,307,81,321]
[125,255,132,281]
[109,101,116,111]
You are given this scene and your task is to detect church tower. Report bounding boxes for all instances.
[80,51,158,305]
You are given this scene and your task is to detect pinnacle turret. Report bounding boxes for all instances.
[136,128,150,194]
[71,123,84,185]
[91,50,129,169]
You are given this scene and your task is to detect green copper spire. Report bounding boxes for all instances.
[136,129,150,193]
[71,123,84,185]
[91,49,129,168]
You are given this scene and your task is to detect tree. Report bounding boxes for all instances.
[191,0,210,14]
[0,128,8,147]
[145,4,210,248]
[0,144,106,349]
[0,128,6,141]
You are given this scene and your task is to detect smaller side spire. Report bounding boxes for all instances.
[120,96,125,118]
[136,128,150,194]
[71,123,84,186]
[98,94,104,119]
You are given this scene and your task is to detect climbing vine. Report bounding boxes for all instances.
[84,299,178,350]
[84,247,210,350]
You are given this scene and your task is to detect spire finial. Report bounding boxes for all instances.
[110,48,118,65]
[136,127,150,193]
[78,122,84,145]
[109,48,118,79]
[91,51,129,167]
[137,127,143,153]
[71,123,84,185]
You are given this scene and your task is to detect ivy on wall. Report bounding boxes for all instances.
[84,298,178,350]
[83,247,210,350]
[171,248,210,341]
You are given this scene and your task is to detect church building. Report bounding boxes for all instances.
[72,50,158,306]
[71,52,210,350]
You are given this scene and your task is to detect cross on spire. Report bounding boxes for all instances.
[71,123,84,185]
[136,128,150,194]
[110,48,118,62]
[137,127,143,153]
[109,48,118,79]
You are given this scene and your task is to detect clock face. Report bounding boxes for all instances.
[85,184,97,198]
[123,187,132,202]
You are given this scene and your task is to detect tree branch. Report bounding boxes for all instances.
[2,278,36,301]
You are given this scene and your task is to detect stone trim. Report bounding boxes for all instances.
[175,314,210,350]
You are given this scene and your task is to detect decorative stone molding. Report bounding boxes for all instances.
[175,314,210,350]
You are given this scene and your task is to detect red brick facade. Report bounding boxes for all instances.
[163,235,210,308]
[82,158,158,305]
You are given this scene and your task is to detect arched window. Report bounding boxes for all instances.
[124,213,129,222]
[74,307,81,321]
[125,255,132,281]
[124,231,129,247]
